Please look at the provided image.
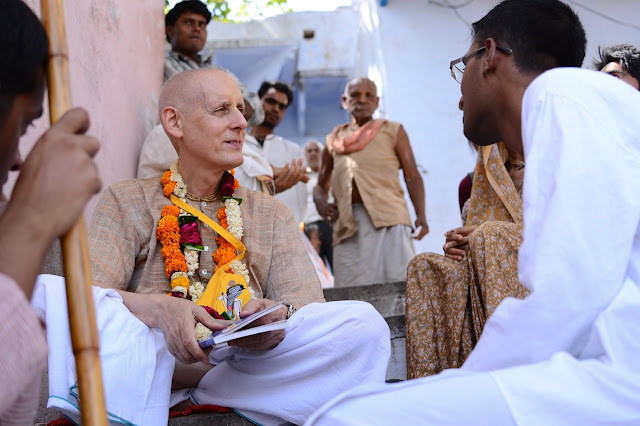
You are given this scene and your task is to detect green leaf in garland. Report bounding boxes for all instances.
[183,243,205,251]
[178,214,198,227]
[222,196,243,205]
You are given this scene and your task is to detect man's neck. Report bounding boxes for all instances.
[494,75,536,157]
[250,125,274,139]
[178,160,222,198]
[172,48,200,64]
[351,116,374,127]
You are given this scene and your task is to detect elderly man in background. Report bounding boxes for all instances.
[0,0,101,422]
[302,140,333,270]
[314,77,428,287]
[594,44,640,90]
[39,68,389,426]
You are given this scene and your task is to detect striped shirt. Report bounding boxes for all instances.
[88,177,325,306]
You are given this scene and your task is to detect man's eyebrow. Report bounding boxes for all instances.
[606,70,627,77]
[208,101,231,110]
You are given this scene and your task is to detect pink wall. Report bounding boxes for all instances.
[8,0,165,217]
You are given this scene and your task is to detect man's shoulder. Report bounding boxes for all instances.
[528,68,638,105]
[270,134,303,154]
[102,177,161,203]
[526,68,640,125]
[236,186,294,220]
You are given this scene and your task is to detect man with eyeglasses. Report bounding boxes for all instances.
[238,80,310,225]
[306,0,640,424]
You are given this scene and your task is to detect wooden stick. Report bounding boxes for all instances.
[41,1,108,424]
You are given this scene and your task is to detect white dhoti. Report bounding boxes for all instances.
[334,204,415,287]
[33,275,390,426]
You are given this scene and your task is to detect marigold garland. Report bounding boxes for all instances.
[156,160,254,318]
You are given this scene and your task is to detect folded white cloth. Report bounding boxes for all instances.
[32,275,174,425]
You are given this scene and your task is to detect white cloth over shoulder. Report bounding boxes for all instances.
[31,275,174,425]
[307,68,640,425]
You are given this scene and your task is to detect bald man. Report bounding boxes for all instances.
[37,68,390,425]
[314,77,428,287]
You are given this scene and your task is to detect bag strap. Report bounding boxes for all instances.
[170,195,245,270]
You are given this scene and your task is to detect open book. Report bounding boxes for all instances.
[198,302,288,348]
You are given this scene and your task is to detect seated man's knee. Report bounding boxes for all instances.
[340,301,390,345]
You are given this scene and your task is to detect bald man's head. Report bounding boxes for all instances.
[160,68,214,118]
[159,69,246,171]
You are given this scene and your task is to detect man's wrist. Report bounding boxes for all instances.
[284,303,297,320]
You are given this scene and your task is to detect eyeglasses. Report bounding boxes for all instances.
[263,97,289,110]
[449,45,513,83]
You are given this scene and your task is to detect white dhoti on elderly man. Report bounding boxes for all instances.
[306,69,640,425]
[34,177,390,426]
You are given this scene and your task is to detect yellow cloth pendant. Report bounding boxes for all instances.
[196,270,250,320]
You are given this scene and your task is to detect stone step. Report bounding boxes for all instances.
[169,412,254,426]
[324,283,408,382]
[323,281,406,318]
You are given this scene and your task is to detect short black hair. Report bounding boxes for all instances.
[593,44,640,87]
[0,0,49,119]
[472,0,586,75]
[258,81,294,106]
[165,0,212,28]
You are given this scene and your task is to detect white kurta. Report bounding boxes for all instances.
[307,68,640,425]
[237,134,308,225]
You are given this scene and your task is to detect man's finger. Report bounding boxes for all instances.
[61,134,101,157]
[52,107,91,135]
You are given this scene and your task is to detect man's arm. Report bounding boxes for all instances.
[313,146,338,224]
[395,125,428,240]
[0,274,48,421]
[116,289,226,364]
[230,199,325,352]
[0,108,100,297]
[89,183,226,364]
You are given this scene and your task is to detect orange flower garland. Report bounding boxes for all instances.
[157,164,245,299]
[157,206,186,278]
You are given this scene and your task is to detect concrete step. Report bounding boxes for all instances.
[323,281,406,317]
[324,283,408,382]
[169,412,254,426]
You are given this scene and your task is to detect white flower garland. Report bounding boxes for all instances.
[167,160,254,302]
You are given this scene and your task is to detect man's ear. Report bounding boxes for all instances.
[341,95,348,110]
[481,38,500,77]
[161,106,183,139]
[166,25,175,42]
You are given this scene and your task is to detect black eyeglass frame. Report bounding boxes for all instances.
[449,45,513,83]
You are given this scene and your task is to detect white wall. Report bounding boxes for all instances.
[373,0,640,255]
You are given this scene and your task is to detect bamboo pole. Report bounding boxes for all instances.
[41,0,108,424]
